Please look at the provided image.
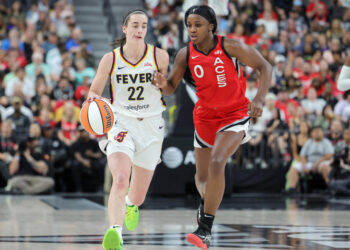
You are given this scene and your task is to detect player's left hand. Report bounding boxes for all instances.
[248,99,263,117]
[153,72,167,89]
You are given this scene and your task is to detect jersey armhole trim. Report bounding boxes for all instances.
[110,50,117,76]
[221,36,232,60]
[222,37,240,76]
[186,44,190,65]
[153,46,159,72]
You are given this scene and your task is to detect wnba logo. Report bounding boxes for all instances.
[103,104,112,129]
[115,131,128,142]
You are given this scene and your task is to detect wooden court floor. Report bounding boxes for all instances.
[0,195,350,249]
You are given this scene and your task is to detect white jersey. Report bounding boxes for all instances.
[109,44,166,118]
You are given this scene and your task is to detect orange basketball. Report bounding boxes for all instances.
[80,99,115,135]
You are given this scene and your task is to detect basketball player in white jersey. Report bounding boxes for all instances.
[86,10,169,250]
[338,53,350,91]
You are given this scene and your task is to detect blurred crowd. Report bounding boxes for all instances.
[0,0,350,195]
[0,0,101,194]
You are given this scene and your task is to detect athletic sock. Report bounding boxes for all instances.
[111,224,123,237]
[125,195,134,206]
[201,213,215,232]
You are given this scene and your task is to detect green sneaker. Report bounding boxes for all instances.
[102,227,123,250]
[125,205,139,231]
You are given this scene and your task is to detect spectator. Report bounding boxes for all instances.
[56,100,79,147]
[6,97,31,141]
[6,135,54,194]
[300,87,326,124]
[272,54,286,89]
[314,104,334,131]
[74,58,95,86]
[5,67,35,101]
[286,126,334,194]
[0,120,17,187]
[70,125,105,192]
[25,51,51,85]
[261,92,276,127]
[334,90,350,123]
[327,119,344,146]
[245,76,258,101]
[329,128,350,195]
[41,122,69,192]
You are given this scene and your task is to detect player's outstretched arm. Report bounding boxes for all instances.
[153,47,187,95]
[223,38,272,117]
[87,52,113,101]
[337,53,350,91]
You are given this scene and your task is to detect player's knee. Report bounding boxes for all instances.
[209,156,226,175]
[195,172,207,183]
[112,172,129,190]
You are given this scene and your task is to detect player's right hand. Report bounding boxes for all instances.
[83,95,111,106]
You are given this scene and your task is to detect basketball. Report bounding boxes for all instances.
[80,99,115,135]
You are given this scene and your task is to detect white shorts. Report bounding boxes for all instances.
[99,113,165,171]
[292,160,332,173]
[193,118,251,148]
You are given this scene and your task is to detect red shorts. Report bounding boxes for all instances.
[193,105,250,148]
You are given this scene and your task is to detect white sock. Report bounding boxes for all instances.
[125,195,134,206]
[110,225,123,238]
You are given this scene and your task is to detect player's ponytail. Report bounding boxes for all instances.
[110,9,148,47]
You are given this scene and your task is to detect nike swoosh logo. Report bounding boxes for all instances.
[192,56,199,59]
[118,66,126,70]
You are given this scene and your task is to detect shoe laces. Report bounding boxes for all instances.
[126,205,138,220]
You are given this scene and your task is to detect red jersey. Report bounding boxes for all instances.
[187,35,250,114]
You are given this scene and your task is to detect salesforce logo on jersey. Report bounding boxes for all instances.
[162,146,195,169]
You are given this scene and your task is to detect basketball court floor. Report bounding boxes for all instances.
[1,194,350,250]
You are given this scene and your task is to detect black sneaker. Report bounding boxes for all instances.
[197,199,204,225]
[187,226,211,250]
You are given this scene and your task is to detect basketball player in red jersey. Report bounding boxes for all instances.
[154,5,272,249]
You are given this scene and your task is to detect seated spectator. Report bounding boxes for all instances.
[314,104,334,131]
[31,74,51,113]
[5,97,31,141]
[243,117,266,169]
[245,76,257,101]
[0,120,17,187]
[56,100,79,147]
[1,28,24,52]
[289,121,311,176]
[36,107,56,129]
[286,126,334,194]
[41,122,69,192]
[74,58,95,86]
[6,136,54,194]
[266,108,290,164]
[334,90,350,123]
[4,95,33,121]
[327,119,344,146]
[5,67,35,102]
[70,125,105,192]
[275,85,299,124]
[25,51,51,85]
[328,128,350,195]
[261,92,276,127]
[321,82,338,109]
[52,77,74,101]
[300,87,326,124]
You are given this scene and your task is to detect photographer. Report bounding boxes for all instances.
[329,128,350,195]
[6,135,54,194]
